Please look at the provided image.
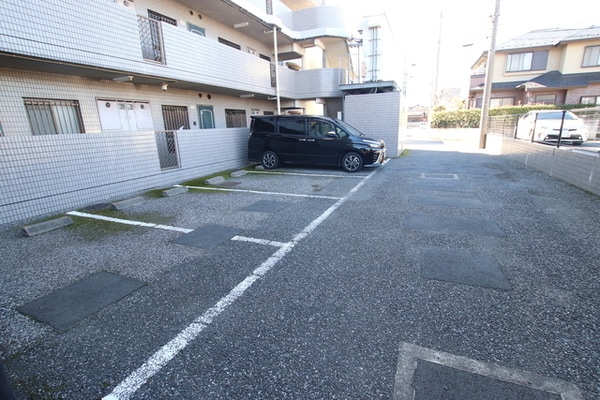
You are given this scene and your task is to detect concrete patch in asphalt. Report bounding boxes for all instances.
[394,342,583,400]
[409,195,483,208]
[420,173,459,180]
[404,214,505,236]
[421,249,511,290]
[171,224,242,249]
[17,272,145,332]
[412,179,475,192]
[242,200,289,213]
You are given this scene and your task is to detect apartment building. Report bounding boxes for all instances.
[468,26,600,108]
[0,0,404,225]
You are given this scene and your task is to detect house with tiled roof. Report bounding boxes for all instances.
[468,26,600,108]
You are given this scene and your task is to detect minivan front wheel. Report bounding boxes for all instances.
[341,152,363,172]
[262,150,279,169]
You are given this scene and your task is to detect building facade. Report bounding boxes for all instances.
[0,0,403,225]
[468,26,600,108]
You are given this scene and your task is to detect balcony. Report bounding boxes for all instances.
[0,0,345,100]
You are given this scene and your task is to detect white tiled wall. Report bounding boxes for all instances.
[344,92,403,157]
[0,128,250,226]
[487,136,600,196]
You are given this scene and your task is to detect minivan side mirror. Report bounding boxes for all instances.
[326,131,338,138]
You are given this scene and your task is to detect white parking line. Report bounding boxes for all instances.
[66,212,291,250]
[66,211,193,233]
[248,170,364,179]
[102,167,379,400]
[231,235,289,248]
[185,185,342,200]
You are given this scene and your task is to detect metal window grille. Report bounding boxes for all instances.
[138,16,164,63]
[23,98,84,135]
[147,10,177,26]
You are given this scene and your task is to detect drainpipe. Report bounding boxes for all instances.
[273,25,281,115]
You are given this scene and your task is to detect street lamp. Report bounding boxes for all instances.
[479,0,501,149]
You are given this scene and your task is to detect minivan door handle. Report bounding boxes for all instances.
[298,138,307,142]
[306,139,315,142]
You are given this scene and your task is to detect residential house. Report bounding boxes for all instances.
[468,26,600,108]
[0,0,403,225]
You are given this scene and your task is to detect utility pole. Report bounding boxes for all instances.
[432,11,442,109]
[479,0,501,149]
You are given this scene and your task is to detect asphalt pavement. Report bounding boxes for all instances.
[0,135,598,399]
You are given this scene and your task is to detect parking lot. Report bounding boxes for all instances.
[1,140,599,399]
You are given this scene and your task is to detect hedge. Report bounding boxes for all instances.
[430,104,591,128]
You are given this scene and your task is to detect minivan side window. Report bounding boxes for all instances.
[308,121,336,138]
[253,117,275,133]
[278,118,306,135]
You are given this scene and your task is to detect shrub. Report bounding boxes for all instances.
[431,109,480,128]
[431,104,587,128]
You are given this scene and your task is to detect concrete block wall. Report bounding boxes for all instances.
[487,135,600,196]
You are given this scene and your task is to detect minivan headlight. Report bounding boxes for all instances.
[364,139,381,148]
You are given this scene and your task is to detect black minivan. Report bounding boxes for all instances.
[247,115,386,172]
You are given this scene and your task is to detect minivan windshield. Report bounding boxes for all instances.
[336,120,364,137]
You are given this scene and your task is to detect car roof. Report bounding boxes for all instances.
[529,110,572,114]
[251,115,334,120]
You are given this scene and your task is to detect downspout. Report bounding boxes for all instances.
[273,25,281,115]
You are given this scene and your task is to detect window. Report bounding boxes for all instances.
[252,117,275,133]
[218,37,241,50]
[148,10,177,26]
[24,98,84,135]
[225,109,247,128]
[260,54,271,62]
[198,105,215,129]
[581,95,600,104]
[506,50,548,72]
[187,22,205,36]
[534,94,556,104]
[278,118,306,135]
[582,45,600,67]
[308,120,335,138]
[490,97,514,108]
[138,16,164,63]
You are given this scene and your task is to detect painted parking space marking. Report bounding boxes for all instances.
[231,235,289,248]
[183,185,342,200]
[248,170,364,179]
[66,211,193,233]
[67,212,291,250]
[394,342,583,400]
[102,168,378,400]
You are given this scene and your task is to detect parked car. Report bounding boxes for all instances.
[247,115,386,172]
[515,110,588,145]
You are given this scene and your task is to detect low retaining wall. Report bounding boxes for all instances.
[0,128,249,226]
[486,135,600,196]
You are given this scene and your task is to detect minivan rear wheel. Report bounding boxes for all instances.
[262,150,279,169]
[342,152,363,172]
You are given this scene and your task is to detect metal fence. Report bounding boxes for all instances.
[487,107,600,140]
